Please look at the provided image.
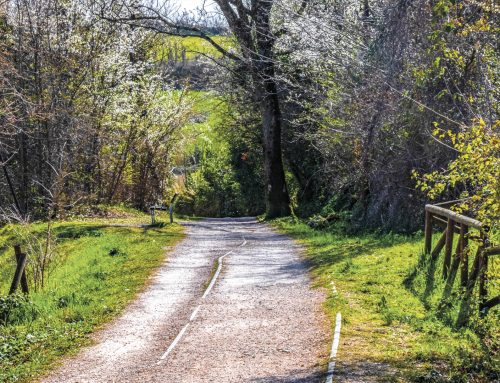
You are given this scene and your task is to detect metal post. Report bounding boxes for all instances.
[169,193,178,224]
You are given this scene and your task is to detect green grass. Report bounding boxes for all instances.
[0,211,184,382]
[155,35,235,61]
[272,217,499,383]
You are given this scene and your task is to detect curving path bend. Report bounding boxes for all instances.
[43,218,329,383]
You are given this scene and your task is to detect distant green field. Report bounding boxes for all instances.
[155,35,235,61]
[0,208,184,382]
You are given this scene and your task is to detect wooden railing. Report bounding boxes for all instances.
[424,201,499,326]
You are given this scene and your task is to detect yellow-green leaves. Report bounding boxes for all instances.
[414,119,500,230]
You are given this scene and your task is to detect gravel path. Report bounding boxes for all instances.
[42,218,329,383]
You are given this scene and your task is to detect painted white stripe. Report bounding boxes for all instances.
[202,250,233,298]
[190,305,201,322]
[325,312,342,383]
[158,236,247,363]
[202,237,247,299]
[158,323,190,362]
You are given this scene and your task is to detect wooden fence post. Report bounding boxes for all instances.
[9,246,28,295]
[431,231,447,260]
[14,245,29,294]
[424,210,433,254]
[442,235,464,301]
[479,250,488,316]
[460,225,469,287]
[478,246,500,314]
[456,245,483,327]
[443,218,455,279]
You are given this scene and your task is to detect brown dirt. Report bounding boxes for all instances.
[41,218,330,383]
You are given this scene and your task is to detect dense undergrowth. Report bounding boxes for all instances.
[272,217,499,383]
[174,90,265,217]
[0,208,183,382]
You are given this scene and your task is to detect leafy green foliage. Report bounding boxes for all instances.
[0,295,38,326]
[155,35,235,61]
[415,119,500,231]
[183,149,244,216]
[173,91,265,217]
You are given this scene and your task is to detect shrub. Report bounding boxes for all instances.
[0,294,38,325]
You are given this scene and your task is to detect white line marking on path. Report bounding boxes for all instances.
[202,237,247,299]
[157,236,247,364]
[159,324,190,361]
[189,305,201,322]
[325,312,342,383]
[202,250,233,298]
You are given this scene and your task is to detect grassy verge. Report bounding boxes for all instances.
[0,210,184,382]
[271,217,498,383]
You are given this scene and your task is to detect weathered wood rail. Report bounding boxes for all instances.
[424,201,499,326]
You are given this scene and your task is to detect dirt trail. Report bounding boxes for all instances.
[42,218,329,383]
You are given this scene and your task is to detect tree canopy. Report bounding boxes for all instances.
[0,0,498,232]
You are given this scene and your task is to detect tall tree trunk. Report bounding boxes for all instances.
[259,77,291,218]
[0,150,23,215]
[255,3,291,218]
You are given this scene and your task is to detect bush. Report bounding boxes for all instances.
[0,295,38,325]
[178,148,247,217]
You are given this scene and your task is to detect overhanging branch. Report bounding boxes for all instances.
[99,4,241,62]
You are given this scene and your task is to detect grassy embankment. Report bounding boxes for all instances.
[0,207,184,382]
[272,218,498,383]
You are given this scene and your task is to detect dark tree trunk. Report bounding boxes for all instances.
[254,3,291,218]
[286,156,315,204]
[259,80,290,218]
[0,150,23,215]
[18,130,29,214]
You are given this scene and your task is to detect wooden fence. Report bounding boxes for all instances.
[424,201,499,326]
